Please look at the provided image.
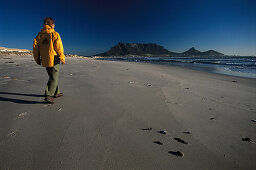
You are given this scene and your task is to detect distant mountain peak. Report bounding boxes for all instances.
[202,49,224,56]
[182,47,224,56]
[183,47,201,55]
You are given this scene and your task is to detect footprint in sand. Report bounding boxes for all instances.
[210,117,216,120]
[168,151,184,157]
[1,130,18,145]
[183,131,191,134]
[16,112,29,119]
[154,141,163,145]
[5,61,14,64]
[128,81,145,88]
[242,137,251,142]
[174,137,188,144]
[158,130,167,134]
[7,130,18,138]
[142,128,152,131]
[202,97,207,101]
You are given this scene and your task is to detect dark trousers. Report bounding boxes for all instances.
[45,64,60,96]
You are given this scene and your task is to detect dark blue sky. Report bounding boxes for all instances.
[0,0,255,56]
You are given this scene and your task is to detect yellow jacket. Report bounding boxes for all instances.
[33,25,65,67]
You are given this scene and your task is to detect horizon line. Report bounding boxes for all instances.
[0,44,255,57]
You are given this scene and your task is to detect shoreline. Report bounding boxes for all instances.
[94,56,256,79]
[154,61,256,79]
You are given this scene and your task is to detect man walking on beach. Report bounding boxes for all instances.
[33,17,65,104]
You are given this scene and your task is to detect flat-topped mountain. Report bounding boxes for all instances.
[96,43,224,57]
[97,42,177,56]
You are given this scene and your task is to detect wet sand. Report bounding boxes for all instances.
[0,56,255,170]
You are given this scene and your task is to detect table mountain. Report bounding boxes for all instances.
[96,42,178,56]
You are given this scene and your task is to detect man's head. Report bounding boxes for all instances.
[44,17,55,29]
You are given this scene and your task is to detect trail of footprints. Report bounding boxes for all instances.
[3,104,63,145]
[142,128,190,157]
[2,112,30,144]
[142,124,256,158]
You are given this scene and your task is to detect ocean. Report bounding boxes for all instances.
[96,56,256,79]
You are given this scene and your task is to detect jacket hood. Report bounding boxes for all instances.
[40,24,54,34]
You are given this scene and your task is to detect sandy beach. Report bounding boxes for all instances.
[0,56,255,170]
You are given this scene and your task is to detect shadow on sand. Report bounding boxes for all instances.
[0,96,46,104]
[0,92,45,97]
[0,92,45,104]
